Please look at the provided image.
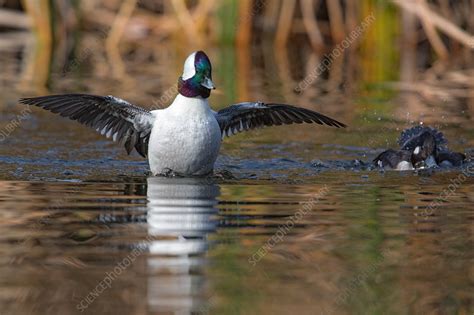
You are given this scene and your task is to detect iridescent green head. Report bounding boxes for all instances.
[178,51,215,98]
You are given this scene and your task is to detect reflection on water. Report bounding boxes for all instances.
[146,177,219,313]
[0,173,471,314]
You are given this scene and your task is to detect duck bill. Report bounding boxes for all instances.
[201,77,215,90]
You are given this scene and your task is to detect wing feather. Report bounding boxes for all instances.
[19,94,155,157]
[215,102,345,137]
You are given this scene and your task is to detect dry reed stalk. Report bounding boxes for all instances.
[416,0,448,59]
[19,0,52,90]
[0,8,30,28]
[262,0,280,32]
[392,0,474,50]
[300,0,324,51]
[275,0,296,47]
[236,0,253,47]
[106,0,137,79]
[344,0,358,36]
[326,0,345,42]
[193,0,215,34]
[0,31,30,50]
[170,0,199,43]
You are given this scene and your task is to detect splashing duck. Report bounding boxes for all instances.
[374,126,466,170]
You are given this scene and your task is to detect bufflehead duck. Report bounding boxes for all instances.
[373,149,414,170]
[20,51,346,176]
[374,126,466,170]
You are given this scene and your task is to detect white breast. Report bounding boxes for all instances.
[396,161,414,171]
[148,95,222,176]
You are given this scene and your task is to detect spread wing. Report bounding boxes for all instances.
[214,102,346,137]
[19,94,155,157]
[398,126,447,151]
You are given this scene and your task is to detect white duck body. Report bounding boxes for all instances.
[148,94,222,176]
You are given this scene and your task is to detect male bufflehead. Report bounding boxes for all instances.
[20,51,345,176]
[374,126,466,170]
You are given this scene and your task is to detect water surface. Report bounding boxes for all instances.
[0,26,473,315]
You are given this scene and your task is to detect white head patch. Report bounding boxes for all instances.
[413,146,421,155]
[182,52,197,80]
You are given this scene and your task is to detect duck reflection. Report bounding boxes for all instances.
[146,176,220,313]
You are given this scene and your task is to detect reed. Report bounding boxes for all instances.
[1,0,470,49]
[0,0,472,99]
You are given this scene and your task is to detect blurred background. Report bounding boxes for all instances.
[0,0,473,114]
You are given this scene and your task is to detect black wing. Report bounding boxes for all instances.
[19,94,155,157]
[214,102,346,137]
[398,126,447,151]
[373,149,412,169]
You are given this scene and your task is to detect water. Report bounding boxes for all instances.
[1,32,473,315]
[0,172,472,314]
